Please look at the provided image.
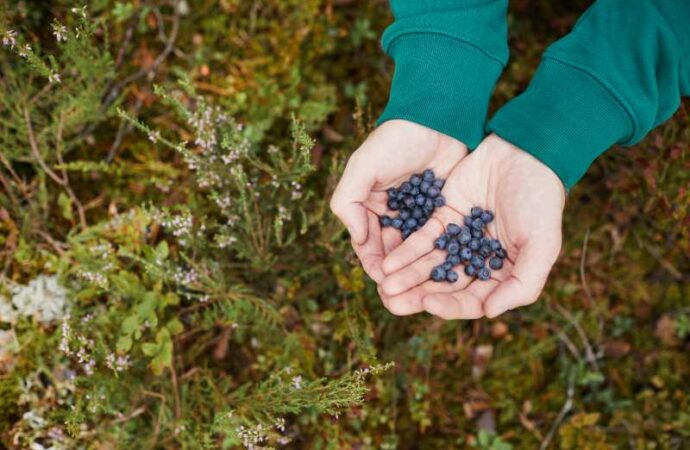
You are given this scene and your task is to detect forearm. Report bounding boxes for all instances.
[378,0,509,149]
[487,0,690,189]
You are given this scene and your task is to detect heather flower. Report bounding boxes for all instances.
[291,375,302,390]
[2,30,17,49]
[18,44,30,58]
[48,72,61,84]
[52,23,68,42]
[11,275,69,324]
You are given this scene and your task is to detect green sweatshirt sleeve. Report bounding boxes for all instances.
[487,0,690,189]
[377,0,509,149]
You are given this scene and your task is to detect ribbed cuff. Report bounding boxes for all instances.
[377,33,504,149]
[487,58,633,189]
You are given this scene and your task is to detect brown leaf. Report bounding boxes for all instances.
[655,314,680,347]
[603,340,632,358]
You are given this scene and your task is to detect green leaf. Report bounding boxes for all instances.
[121,315,139,335]
[141,342,160,357]
[58,192,73,220]
[116,335,133,353]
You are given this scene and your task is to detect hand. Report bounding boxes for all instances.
[379,134,566,319]
[330,120,467,313]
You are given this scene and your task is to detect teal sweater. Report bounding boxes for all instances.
[377,0,690,189]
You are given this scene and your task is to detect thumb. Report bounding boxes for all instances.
[330,154,375,245]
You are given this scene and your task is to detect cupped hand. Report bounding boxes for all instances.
[330,120,467,309]
[378,134,566,319]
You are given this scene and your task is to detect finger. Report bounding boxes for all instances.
[381,250,446,297]
[378,285,425,316]
[381,215,446,275]
[381,227,402,255]
[363,192,389,216]
[351,211,385,283]
[483,235,561,318]
[330,154,375,245]
[423,278,498,320]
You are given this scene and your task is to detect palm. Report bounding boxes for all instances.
[379,135,565,319]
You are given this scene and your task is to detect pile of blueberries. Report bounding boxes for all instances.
[379,169,446,240]
[430,207,507,283]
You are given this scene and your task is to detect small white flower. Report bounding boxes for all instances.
[52,23,68,42]
[2,30,17,49]
[291,375,303,390]
[48,72,61,84]
[148,130,161,143]
[11,275,69,323]
[18,44,30,58]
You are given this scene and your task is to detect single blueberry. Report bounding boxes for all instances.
[480,237,490,246]
[427,186,441,198]
[441,261,453,271]
[471,228,483,238]
[447,254,461,266]
[471,207,483,218]
[447,223,461,235]
[434,236,448,250]
[396,191,405,201]
[477,267,491,281]
[380,215,392,227]
[431,266,446,282]
[415,194,426,206]
[410,174,422,186]
[403,196,416,209]
[447,241,460,255]
[460,247,472,261]
[464,265,477,277]
[424,198,434,211]
[446,270,459,283]
[433,196,446,207]
[387,199,400,210]
[419,216,428,226]
[400,208,411,220]
[470,254,485,268]
[420,180,431,194]
[402,228,413,240]
[386,187,398,198]
[404,218,418,229]
[410,187,420,196]
[490,239,501,251]
[433,178,445,189]
[459,229,472,245]
[412,207,424,219]
[391,218,403,229]
[489,257,503,270]
[481,210,494,223]
[468,239,480,251]
[496,248,507,259]
[401,182,412,193]
[423,169,435,181]
[471,218,484,230]
[463,216,474,227]
[479,245,491,257]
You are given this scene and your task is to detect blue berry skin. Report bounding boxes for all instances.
[419,180,431,194]
[387,199,400,210]
[464,216,474,227]
[391,218,404,229]
[459,229,472,245]
[410,174,422,186]
[402,228,413,240]
[446,270,459,283]
[431,266,446,281]
[423,169,435,181]
[403,196,416,209]
[471,227,483,238]
[386,187,398,198]
[489,257,503,270]
[441,261,454,271]
[490,239,502,251]
[460,247,472,261]
[470,255,485,268]
[446,223,461,235]
[480,237,490,246]
[415,194,426,206]
[433,178,445,189]
[380,215,392,227]
[477,267,491,281]
[447,241,460,255]
[410,187,420,196]
[404,218,418,229]
[434,196,446,207]
[434,236,448,250]
[396,191,405,201]
[469,239,480,251]
[401,182,412,193]
[464,265,477,277]
[479,245,491,257]
[471,218,484,230]
[400,208,411,220]
[496,248,508,259]
[471,207,483,218]
[447,254,461,266]
[427,186,441,198]
[419,216,428,226]
[481,210,494,223]
[412,207,424,219]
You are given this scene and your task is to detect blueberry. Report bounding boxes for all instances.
[380,215,392,227]
[434,236,448,250]
[404,218,418,229]
[433,178,444,189]
[401,182,412,193]
[431,266,446,282]
[459,229,472,245]
[441,261,453,271]
[447,241,460,255]
[387,199,400,210]
[400,208,411,220]
[446,270,459,283]
[433,196,446,207]
[481,210,494,223]
[490,239,501,251]
[471,207,483,218]
[403,196,416,209]
[412,207,424,219]
[464,265,477,277]
[496,248,507,259]
[464,216,474,227]
[396,191,405,201]
[471,218,484,230]
[410,174,422,186]
[415,194,426,206]
[471,228,483,238]
[419,216,428,226]
[420,180,431,194]
[410,187,420,196]
[402,228,413,240]
[424,198,434,210]
[447,254,461,266]
[447,223,461,235]
[489,257,503,270]
[470,255,485,268]
[477,267,491,281]
[386,187,398,198]
[392,218,403,229]
[427,186,441,198]
[468,239,480,251]
[479,245,491,257]
[480,237,490,246]
[423,169,435,181]
[460,247,472,261]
